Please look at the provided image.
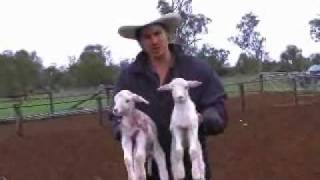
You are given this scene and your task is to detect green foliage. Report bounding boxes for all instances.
[309,15,320,42]
[0,50,42,97]
[279,45,310,72]
[40,66,63,90]
[235,53,260,74]
[157,0,211,55]
[309,53,320,65]
[69,44,119,87]
[262,59,281,72]
[0,44,121,98]
[157,0,234,75]
[229,12,266,62]
[197,44,230,75]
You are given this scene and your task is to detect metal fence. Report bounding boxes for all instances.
[1,73,319,125]
[224,73,320,112]
[0,87,114,120]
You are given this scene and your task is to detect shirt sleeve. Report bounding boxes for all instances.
[198,66,228,136]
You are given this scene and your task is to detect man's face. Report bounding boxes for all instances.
[138,24,170,59]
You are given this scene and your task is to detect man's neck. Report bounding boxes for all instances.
[149,51,174,85]
[150,51,173,68]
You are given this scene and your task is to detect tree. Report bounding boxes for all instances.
[79,44,112,65]
[229,12,266,62]
[40,66,65,91]
[70,44,118,87]
[262,60,280,72]
[157,0,211,55]
[279,45,310,72]
[235,53,260,74]
[309,15,320,42]
[0,50,43,96]
[14,50,43,92]
[197,44,230,75]
[309,53,320,65]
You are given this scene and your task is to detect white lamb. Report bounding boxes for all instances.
[158,78,205,180]
[112,90,169,180]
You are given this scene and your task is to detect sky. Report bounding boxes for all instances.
[0,0,319,67]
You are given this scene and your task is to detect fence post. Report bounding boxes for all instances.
[96,96,103,126]
[239,83,246,112]
[259,74,264,93]
[293,78,298,105]
[105,84,114,106]
[13,104,23,137]
[48,91,54,114]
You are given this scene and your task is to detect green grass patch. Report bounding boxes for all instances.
[2,74,313,119]
[0,94,109,120]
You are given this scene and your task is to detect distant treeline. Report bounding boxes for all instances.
[1,43,319,98]
[0,45,119,97]
[1,0,320,97]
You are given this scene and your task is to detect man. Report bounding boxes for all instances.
[110,13,228,180]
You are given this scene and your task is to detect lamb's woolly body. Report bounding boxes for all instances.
[113,90,169,180]
[171,100,198,130]
[120,110,156,138]
[158,78,206,180]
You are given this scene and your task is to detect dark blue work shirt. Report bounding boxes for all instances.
[110,44,228,180]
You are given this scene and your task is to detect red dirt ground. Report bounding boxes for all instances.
[0,92,320,180]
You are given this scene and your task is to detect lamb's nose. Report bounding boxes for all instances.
[177,96,184,101]
[113,108,118,115]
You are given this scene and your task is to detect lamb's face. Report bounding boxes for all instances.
[171,79,189,103]
[113,90,149,116]
[113,90,136,116]
[158,78,202,104]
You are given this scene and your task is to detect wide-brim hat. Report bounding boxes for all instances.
[118,13,182,40]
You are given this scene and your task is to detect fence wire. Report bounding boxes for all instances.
[1,74,319,121]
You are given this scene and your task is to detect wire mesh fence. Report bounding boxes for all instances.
[0,86,113,122]
[1,73,319,122]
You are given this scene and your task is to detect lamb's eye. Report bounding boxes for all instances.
[125,99,130,103]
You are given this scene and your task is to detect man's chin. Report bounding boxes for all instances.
[151,53,164,59]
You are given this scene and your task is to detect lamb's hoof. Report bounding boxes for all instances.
[192,168,205,180]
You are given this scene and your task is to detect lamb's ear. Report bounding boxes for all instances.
[113,93,120,102]
[132,94,149,104]
[158,83,172,91]
[188,80,202,88]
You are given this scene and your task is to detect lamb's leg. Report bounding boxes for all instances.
[152,140,169,180]
[171,128,185,180]
[197,142,206,180]
[134,131,147,180]
[121,136,136,180]
[187,127,205,179]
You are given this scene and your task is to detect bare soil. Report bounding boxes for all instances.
[0,92,319,180]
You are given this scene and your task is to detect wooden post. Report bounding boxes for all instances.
[105,84,114,106]
[239,83,246,112]
[293,78,298,105]
[96,96,103,126]
[106,89,111,106]
[48,91,54,114]
[13,104,23,137]
[259,74,264,93]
